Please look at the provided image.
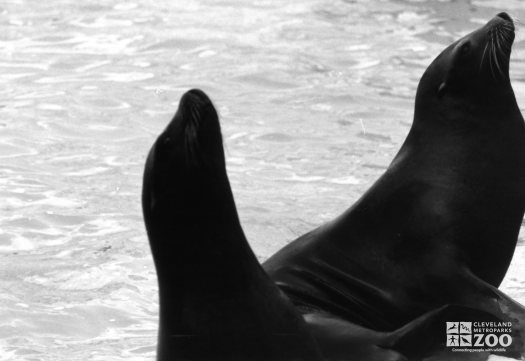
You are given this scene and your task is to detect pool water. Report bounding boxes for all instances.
[1,0,525,360]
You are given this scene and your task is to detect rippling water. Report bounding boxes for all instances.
[1,0,525,360]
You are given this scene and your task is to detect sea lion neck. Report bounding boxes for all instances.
[143,140,248,277]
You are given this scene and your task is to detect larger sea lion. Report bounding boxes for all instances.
[264,12,525,359]
[142,89,322,361]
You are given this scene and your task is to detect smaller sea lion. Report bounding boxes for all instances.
[142,89,322,361]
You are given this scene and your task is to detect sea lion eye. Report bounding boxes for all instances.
[156,136,173,161]
[437,82,447,98]
[459,41,470,56]
[162,136,172,146]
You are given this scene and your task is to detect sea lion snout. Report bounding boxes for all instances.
[161,89,224,168]
[496,12,513,23]
[487,11,515,33]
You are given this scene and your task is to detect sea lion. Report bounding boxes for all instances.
[264,12,525,359]
[142,89,322,361]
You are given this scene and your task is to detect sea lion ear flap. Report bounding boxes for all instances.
[437,82,447,98]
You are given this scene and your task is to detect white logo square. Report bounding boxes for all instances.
[459,322,472,334]
[459,335,472,346]
[446,322,459,334]
[446,334,459,346]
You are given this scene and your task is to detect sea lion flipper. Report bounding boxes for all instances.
[303,313,408,361]
[463,272,525,356]
[143,89,321,361]
[387,304,506,360]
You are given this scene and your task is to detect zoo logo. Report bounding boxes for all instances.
[446,322,513,350]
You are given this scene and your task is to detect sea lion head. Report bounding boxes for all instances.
[400,13,525,288]
[142,89,227,249]
[414,12,518,125]
[149,88,224,175]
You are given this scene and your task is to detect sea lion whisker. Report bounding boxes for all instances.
[488,37,497,79]
[496,23,514,41]
[496,33,508,78]
[496,29,512,67]
[184,125,200,165]
[492,37,504,78]
[490,34,504,78]
[505,16,519,30]
[500,22,514,30]
[181,104,203,165]
[190,104,201,125]
[499,37,512,56]
[497,26,512,43]
[496,29,508,59]
[494,29,503,53]
[498,31,511,46]
[499,31,513,51]
[480,41,489,73]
